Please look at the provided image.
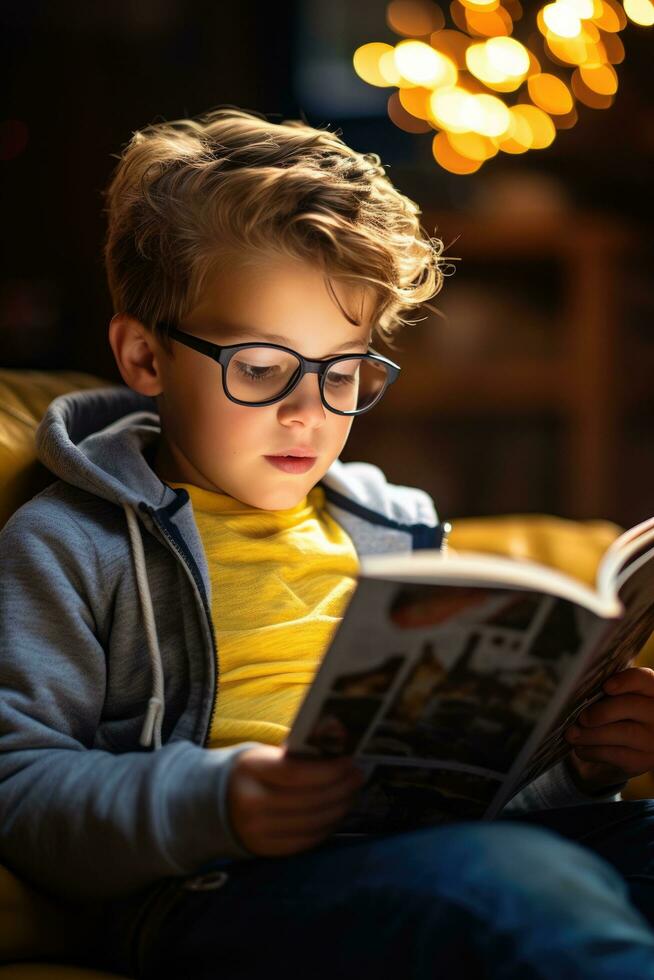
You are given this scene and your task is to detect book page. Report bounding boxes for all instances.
[361,549,618,616]
[597,524,654,601]
[498,544,654,809]
[285,576,604,835]
[597,515,654,578]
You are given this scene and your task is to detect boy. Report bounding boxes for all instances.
[1,106,653,979]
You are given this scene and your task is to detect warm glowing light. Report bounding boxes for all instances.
[379,50,402,84]
[358,0,648,176]
[399,85,435,119]
[485,36,530,74]
[601,32,625,64]
[432,131,484,173]
[465,38,529,90]
[559,0,595,17]
[466,42,506,82]
[513,104,556,148]
[386,0,445,36]
[387,92,434,132]
[624,0,654,26]
[448,130,499,160]
[465,7,513,35]
[580,62,618,93]
[552,105,579,129]
[353,43,397,87]
[470,93,512,135]
[571,68,615,106]
[527,51,542,76]
[450,1,470,31]
[593,0,627,31]
[528,73,575,113]
[544,31,598,66]
[431,29,472,68]
[394,39,458,85]
[429,86,510,137]
[495,108,532,152]
[429,86,474,131]
[457,72,491,94]
[542,2,582,37]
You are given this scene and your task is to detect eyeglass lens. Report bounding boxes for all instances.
[226,349,389,412]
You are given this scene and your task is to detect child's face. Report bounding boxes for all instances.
[153,255,375,510]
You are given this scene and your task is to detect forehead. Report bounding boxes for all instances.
[185,254,375,352]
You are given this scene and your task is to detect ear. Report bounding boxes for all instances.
[108,315,167,396]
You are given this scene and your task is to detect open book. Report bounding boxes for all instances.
[285,516,654,834]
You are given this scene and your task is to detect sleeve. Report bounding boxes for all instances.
[501,757,625,814]
[0,499,260,902]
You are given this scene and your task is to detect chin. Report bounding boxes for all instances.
[255,483,313,511]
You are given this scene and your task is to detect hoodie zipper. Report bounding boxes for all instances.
[142,505,220,748]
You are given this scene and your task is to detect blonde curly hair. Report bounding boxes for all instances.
[103,105,446,351]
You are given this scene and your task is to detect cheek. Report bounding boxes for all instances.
[332,416,354,450]
[162,357,234,449]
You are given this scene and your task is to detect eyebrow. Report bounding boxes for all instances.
[205,324,371,354]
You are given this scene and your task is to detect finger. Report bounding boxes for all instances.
[247,750,358,790]
[572,745,653,775]
[604,666,654,696]
[566,719,648,749]
[264,769,365,814]
[577,694,654,728]
[263,796,355,837]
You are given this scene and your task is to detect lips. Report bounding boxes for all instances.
[271,448,317,458]
[264,454,317,474]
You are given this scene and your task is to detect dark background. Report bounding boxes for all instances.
[2,0,653,525]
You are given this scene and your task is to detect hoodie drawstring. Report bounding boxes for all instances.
[123,504,166,750]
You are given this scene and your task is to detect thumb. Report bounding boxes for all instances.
[604,666,654,696]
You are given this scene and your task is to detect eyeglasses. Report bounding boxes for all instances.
[158,324,401,416]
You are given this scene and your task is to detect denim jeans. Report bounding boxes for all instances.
[97,800,654,980]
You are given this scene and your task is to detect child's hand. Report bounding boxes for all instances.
[224,744,365,857]
[565,667,654,794]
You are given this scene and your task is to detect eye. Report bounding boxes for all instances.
[326,371,356,387]
[236,363,277,381]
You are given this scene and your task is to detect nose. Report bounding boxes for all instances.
[276,371,327,427]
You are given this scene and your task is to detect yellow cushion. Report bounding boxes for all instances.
[0,369,110,530]
[449,514,654,799]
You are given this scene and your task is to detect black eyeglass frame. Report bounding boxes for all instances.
[159,323,402,416]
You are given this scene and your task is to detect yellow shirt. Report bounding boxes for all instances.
[169,483,360,748]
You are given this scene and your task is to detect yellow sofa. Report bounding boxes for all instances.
[0,368,652,977]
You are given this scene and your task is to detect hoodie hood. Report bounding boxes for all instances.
[36,386,173,511]
[35,384,444,752]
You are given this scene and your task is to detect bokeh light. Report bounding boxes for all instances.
[624,0,654,26]
[395,39,458,85]
[432,130,484,173]
[353,43,397,86]
[354,1,651,174]
[387,0,446,35]
[528,72,575,112]
[542,3,583,38]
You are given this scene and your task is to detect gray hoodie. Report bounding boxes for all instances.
[0,386,618,903]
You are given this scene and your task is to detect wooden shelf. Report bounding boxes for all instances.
[350,210,641,522]
[376,356,573,416]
